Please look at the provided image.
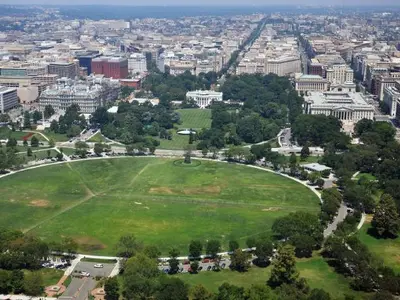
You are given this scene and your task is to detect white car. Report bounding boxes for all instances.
[93,264,104,268]
[81,271,90,277]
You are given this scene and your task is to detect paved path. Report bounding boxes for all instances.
[323,203,348,237]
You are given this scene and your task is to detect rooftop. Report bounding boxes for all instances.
[305,92,374,110]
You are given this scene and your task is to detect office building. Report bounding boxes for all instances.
[92,57,128,79]
[76,51,101,75]
[326,64,354,85]
[383,81,400,118]
[295,74,329,92]
[48,62,78,79]
[0,86,18,113]
[186,90,223,109]
[128,53,147,75]
[304,91,374,123]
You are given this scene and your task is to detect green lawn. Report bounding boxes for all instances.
[358,223,400,273]
[157,133,193,150]
[18,149,59,162]
[355,173,377,181]
[0,127,46,142]
[59,147,76,156]
[41,130,70,142]
[176,255,365,299]
[24,268,64,287]
[0,158,319,255]
[176,109,212,129]
[87,132,107,143]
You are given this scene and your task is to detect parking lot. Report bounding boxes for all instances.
[62,261,115,300]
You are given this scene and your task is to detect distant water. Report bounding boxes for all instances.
[55,5,399,20]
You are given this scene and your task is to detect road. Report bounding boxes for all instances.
[62,261,114,300]
[323,203,348,237]
[278,128,292,147]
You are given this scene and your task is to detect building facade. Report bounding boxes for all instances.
[48,62,78,79]
[128,53,147,75]
[0,86,18,113]
[383,81,400,118]
[326,64,354,85]
[39,76,120,114]
[92,57,129,79]
[295,74,329,92]
[304,91,374,123]
[186,90,223,109]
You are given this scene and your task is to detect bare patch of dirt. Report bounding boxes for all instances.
[74,236,106,251]
[149,187,174,194]
[365,214,373,223]
[29,200,50,207]
[262,207,281,212]
[184,185,221,195]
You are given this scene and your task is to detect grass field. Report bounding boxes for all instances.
[355,173,377,181]
[358,221,400,273]
[18,149,59,162]
[87,132,107,143]
[176,255,366,299]
[157,109,211,150]
[0,158,319,255]
[176,109,212,129]
[23,268,64,287]
[0,127,46,142]
[42,130,70,142]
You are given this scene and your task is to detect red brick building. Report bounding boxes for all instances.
[91,57,128,79]
[120,78,141,89]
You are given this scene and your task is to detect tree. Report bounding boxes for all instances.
[168,248,180,274]
[300,144,310,160]
[190,261,199,273]
[23,111,31,129]
[50,120,59,132]
[230,249,251,272]
[316,178,325,189]
[44,105,55,119]
[371,194,400,238]
[56,152,63,161]
[23,272,43,296]
[46,149,51,158]
[23,139,28,147]
[201,148,208,158]
[94,143,105,156]
[308,172,321,185]
[0,270,11,294]
[27,147,32,157]
[32,111,41,124]
[143,245,161,259]
[244,284,276,300]
[216,283,246,300]
[104,277,119,300]
[30,136,39,147]
[49,139,55,148]
[190,284,214,300]
[156,277,189,300]
[189,240,203,259]
[268,244,299,287]
[189,131,194,144]
[6,137,17,148]
[11,269,24,294]
[229,240,239,252]
[116,234,143,258]
[184,144,194,164]
[292,235,314,258]
[206,240,221,258]
[254,239,273,266]
[126,144,134,156]
[123,253,160,299]
[67,124,81,137]
[309,288,331,300]
[75,141,89,158]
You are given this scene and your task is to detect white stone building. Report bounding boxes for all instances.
[326,64,354,85]
[383,81,400,118]
[128,53,147,75]
[186,90,223,109]
[295,74,329,92]
[304,91,374,123]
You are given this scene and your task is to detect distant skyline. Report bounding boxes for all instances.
[0,0,400,6]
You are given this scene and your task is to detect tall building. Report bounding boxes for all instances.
[128,53,147,75]
[326,64,354,85]
[48,62,78,79]
[76,51,101,75]
[295,74,329,92]
[0,86,18,113]
[383,81,400,118]
[92,57,128,79]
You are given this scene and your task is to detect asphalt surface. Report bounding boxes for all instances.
[62,261,115,300]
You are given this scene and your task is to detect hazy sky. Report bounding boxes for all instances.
[1,0,400,5]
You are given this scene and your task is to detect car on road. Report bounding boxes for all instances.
[81,271,90,277]
[94,264,104,268]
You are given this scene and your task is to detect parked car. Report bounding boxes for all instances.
[81,271,90,277]
[93,264,104,268]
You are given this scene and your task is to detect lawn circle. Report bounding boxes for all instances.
[173,159,202,167]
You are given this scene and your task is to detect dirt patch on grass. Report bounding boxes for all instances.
[149,187,174,194]
[250,184,294,189]
[184,185,221,195]
[29,200,50,207]
[74,236,106,252]
[365,214,373,223]
[262,207,281,212]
